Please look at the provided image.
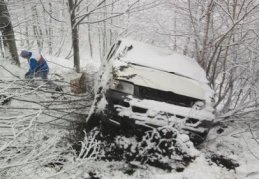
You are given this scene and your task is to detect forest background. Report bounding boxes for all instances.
[1,0,259,178]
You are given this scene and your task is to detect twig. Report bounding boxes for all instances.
[39,0,66,23]
[0,154,60,169]
[0,109,42,153]
[246,123,259,146]
[0,65,21,79]
[242,133,259,160]
[1,106,90,110]
[44,160,91,179]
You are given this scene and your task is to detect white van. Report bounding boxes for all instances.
[86,38,215,145]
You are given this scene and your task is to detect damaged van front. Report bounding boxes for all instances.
[87,39,215,145]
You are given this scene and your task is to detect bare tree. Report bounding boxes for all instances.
[150,0,259,119]
[68,0,81,72]
[0,0,20,66]
[66,0,150,72]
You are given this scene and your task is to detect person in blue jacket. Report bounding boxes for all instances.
[20,50,49,81]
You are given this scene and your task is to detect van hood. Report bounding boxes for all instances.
[114,38,208,83]
[114,62,212,101]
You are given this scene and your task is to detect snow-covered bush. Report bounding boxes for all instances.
[76,130,103,161]
[85,124,199,171]
[132,126,199,171]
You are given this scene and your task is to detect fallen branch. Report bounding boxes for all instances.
[0,108,42,153]
[0,65,21,79]
[246,123,259,146]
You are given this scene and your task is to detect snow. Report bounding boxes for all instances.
[115,38,209,83]
[153,154,236,179]
[1,52,259,179]
[115,95,214,125]
[150,123,259,179]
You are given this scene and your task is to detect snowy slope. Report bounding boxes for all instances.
[1,55,259,179]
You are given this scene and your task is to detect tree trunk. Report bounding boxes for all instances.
[32,5,43,52]
[102,0,107,56]
[0,34,4,59]
[86,6,93,59]
[109,0,114,46]
[88,24,93,59]
[68,0,80,73]
[48,2,53,55]
[98,24,103,60]
[55,1,66,56]
[0,0,20,66]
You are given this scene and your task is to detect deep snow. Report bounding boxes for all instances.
[0,54,259,179]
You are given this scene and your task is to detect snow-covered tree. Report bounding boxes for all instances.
[0,0,20,66]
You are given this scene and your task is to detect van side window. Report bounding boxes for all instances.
[106,40,121,61]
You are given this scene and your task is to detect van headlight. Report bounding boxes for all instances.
[193,101,205,110]
[110,80,134,95]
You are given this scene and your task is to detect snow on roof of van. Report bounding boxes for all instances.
[115,38,208,83]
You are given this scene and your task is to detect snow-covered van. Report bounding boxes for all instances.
[86,38,215,145]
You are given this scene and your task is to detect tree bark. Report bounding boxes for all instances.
[32,5,43,52]
[0,0,20,66]
[48,2,53,55]
[68,0,80,73]
[88,24,93,59]
[86,6,93,59]
[0,34,4,59]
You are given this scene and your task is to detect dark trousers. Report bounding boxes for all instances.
[25,71,49,82]
[35,72,48,80]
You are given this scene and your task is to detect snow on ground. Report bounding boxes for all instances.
[46,125,259,179]
[32,125,259,179]
[206,122,259,179]
[151,122,259,179]
[1,56,259,179]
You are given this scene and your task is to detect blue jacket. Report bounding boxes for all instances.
[25,52,49,77]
